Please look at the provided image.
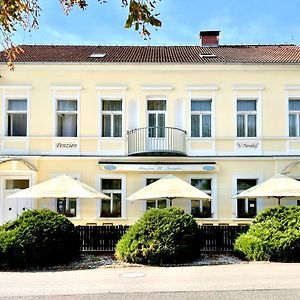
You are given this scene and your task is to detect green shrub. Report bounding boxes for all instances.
[115,207,199,265]
[0,209,80,268]
[234,206,300,262]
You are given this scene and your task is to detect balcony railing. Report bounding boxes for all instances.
[127,127,186,156]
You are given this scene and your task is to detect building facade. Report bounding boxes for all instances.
[1,32,300,225]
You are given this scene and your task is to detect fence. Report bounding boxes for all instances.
[76,224,248,252]
[77,225,130,252]
[198,225,248,251]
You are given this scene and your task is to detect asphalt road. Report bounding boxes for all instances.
[0,263,300,298]
[1,290,300,300]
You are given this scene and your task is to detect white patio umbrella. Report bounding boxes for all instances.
[8,174,110,199]
[127,174,211,201]
[233,173,300,205]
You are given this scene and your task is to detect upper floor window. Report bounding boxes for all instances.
[191,178,212,218]
[100,178,122,218]
[7,99,27,136]
[236,179,257,218]
[56,100,78,137]
[101,99,122,137]
[289,99,300,137]
[237,100,257,137]
[191,100,212,138]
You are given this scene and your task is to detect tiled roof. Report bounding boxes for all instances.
[1,44,300,64]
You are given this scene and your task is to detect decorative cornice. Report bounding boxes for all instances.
[50,85,82,90]
[186,85,218,91]
[96,86,128,91]
[0,85,32,90]
[232,85,265,90]
[141,85,174,91]
[285,85,300,90]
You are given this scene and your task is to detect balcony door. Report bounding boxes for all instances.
[147,100,166,151]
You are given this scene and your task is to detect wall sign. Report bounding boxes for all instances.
[54,141,79,151]
[235,140,261,151]
[99,164,218,172]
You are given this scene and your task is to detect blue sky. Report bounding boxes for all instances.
[13,0,300,46]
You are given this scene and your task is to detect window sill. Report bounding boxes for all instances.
[235,137,260,139]
[67,217,82,220]
[55,136,80,139]
[194,217,218,220]
[187,137,214,141]
[99,137,126,141]
[2,136,29,139]
[96,217,127,221]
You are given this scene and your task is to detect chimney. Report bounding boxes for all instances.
[200,31,220,47]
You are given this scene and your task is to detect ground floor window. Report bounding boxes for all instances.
[57,198,77,217]
[146,199,173,210]
[145,178,172,210]
[236,179,257,218]
[191,179,212,218]
[100,178,122,218]
[297,200,300,206]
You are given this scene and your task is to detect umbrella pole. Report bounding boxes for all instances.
[276,197,282,205]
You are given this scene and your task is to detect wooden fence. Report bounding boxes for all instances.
[198,225,248,251]
[77,225,130,252]
[76,224,248,252]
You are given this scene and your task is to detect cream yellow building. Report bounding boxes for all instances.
[1,31,300,225]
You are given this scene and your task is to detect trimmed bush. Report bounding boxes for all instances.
[0,209,80,268]
[234,206,300,262]
[115,207,199,265]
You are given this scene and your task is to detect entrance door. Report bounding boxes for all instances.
[147,100,166,151]
[3,179,32,223]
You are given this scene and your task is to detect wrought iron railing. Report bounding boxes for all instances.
[127,127,186,156]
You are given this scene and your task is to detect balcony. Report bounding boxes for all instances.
[127,127,187,156]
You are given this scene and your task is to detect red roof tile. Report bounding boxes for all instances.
[1,44,300,64]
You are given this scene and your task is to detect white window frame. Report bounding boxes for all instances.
[190,98,213,138]
[143,175,172,211]
[51,173,81,219]
[188,174,217,219]
[232,174,263,220]
[236,99,258,138]
[233,90,262,139]
[5,97,29,137]
[100,97,124,138]
[55,98,79,137]
[187,94,215,139]
[97,174,126,219]
[288,97,300,137]
[56,197,78,218]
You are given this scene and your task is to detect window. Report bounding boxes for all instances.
[289,99,300,137]
[7,99,27,136]
[57,198,77,217]
[5,179,29,189]
[145,178,172,210]
[191,100,212,137]
[237,100,257,137]
[147,100,166,138]
[100,179,122,218]
[56,100,78,137]
[191,179,212,218]
[236,179,257,218]
[101,99,122,137]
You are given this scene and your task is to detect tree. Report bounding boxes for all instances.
[0,0,162,69]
